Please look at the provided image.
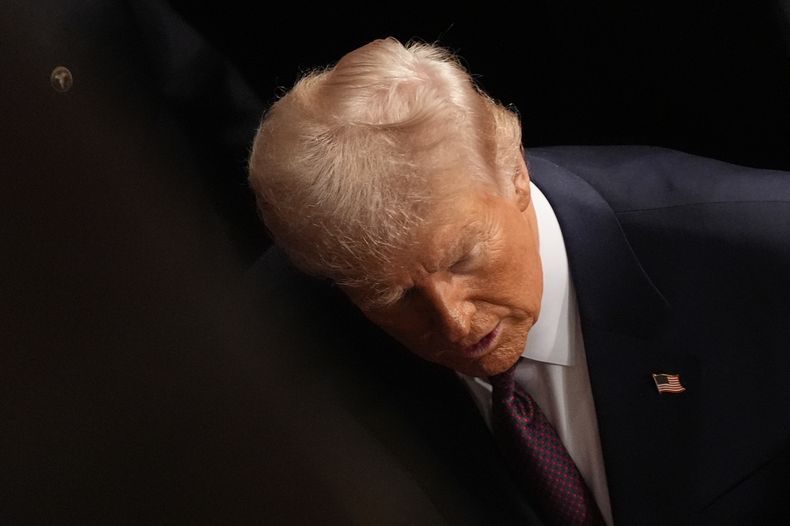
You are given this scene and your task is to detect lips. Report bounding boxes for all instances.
[461,322,501,357]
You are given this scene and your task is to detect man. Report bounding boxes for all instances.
[248,38,790,525]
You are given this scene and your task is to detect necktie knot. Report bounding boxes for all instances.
[490,361,537,426]
[488,361,519,400]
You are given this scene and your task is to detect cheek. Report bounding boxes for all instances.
[497,228,542,301]
[477,250,541,306]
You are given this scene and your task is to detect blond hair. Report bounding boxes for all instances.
[248,37,521,284]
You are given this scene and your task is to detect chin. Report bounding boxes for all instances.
[428,321,531,378]
[453,344,523,378]
[474,324,531,377]
[481,349,522,376]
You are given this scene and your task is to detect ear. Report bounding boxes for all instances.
[513,154,531,212]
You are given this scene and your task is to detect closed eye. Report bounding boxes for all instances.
[449,243,482,273]
[450,256,473,273]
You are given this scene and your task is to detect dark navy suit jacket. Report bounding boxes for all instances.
[528,146,790,524]
[251,146,790,525]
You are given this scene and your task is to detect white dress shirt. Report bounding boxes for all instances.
[459,182,613,525]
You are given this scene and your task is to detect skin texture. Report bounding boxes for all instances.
[342,157,543,378]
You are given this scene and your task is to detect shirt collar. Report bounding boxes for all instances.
[522,182,576,367]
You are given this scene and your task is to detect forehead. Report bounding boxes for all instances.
[335,141,502,285]
[363,189,493,278]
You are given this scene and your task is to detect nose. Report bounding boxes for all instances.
[420,276,474,343]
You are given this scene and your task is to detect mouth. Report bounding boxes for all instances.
[460,322,502,358]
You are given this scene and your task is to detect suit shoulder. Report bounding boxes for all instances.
[526,145,790,212]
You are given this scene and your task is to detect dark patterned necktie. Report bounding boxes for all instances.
[489,363,605,526]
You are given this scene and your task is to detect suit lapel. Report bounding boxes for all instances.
[526,153,669,338]
[527,151,702,523]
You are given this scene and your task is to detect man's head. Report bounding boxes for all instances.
[248,38,542,377]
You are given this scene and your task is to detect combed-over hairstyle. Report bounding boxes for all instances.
[248,37,522,285]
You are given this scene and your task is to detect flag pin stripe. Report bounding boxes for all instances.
[652,373,686,394]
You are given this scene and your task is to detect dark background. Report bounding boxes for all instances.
[171,1,790,171]
[2,1,788,523]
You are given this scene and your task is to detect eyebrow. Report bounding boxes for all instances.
[359,222,487,309]
[359,284,408,310]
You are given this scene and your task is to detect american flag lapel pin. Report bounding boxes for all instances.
[652,373,686,394]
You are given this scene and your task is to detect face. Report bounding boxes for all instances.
[341,158,543,378]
